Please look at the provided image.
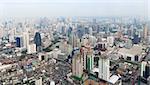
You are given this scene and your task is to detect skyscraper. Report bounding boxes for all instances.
[27,43,36,54]
[133,34,140,44]
[23,32,29,49]
[0,27,3,38]
[143,24,148,40]
[99,54,110,81]
[16,36,23,47]
[82,46,94,71]
[72,53,83,78]
[34,32,42,52]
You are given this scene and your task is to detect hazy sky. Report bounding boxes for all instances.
[0,0,149,18]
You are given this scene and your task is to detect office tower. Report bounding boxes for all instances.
[85,27,89,35]
[27,43,36,54]
[67,27,72,37]
[99,54,110,81]
[133,34,140,44]
[16,36,23,47]
[72,53,83,78]
[23,32,29,49]
[107,36,114,47]
[8,29,15,42]
[34,32,42,52]
[77,27,84,39]
[89,27,93,35]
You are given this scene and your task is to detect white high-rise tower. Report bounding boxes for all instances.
[99,54,110,81]
[23,32,29,49]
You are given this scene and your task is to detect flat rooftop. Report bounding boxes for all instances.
[118,45,146,56]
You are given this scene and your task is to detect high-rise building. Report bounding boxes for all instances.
[99,54,110,81]
[27,43,36,54]
[8,29,15,42]
[82,46,94,71]
[23,32,29,49]
[16,36,23,47]
[89,27,93,35]
[132,34,140,44]
[34,32,42,52]
[72,53,83,78]
[67,27,72,37]
[143,24,148,40]
[0,27,3,38]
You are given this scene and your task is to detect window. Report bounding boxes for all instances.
[94,57,99,67]
[135,55,138,61]
[127,56,131,60]
[41,55,45,60]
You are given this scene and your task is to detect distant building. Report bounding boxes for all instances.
[67,27,72,37]
[89,27,93,35]
[143,24,148,40]
[132,34,140,44]
[27,43,36,54]
[23,32,29,49]
[34,32,42,52]
[107,36,114,47]
[16,36,23,47]
[125,39,133,49]
[0,27,4,38]
[8,29,15,42]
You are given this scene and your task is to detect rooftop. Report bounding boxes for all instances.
[118,45,146,56]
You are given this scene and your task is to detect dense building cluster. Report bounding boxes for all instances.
[0,17,150,85]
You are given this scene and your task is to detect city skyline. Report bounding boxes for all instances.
[0,1,150,85]
[0,0,149,19]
